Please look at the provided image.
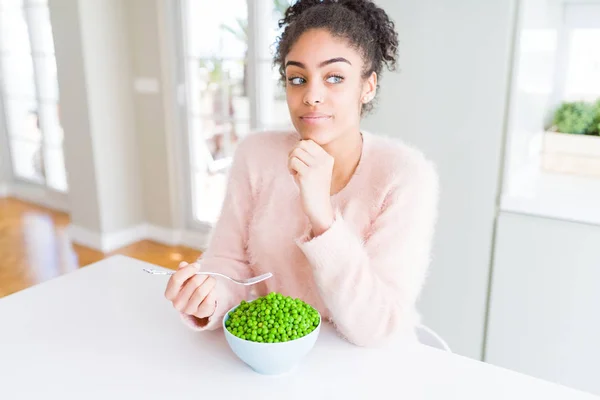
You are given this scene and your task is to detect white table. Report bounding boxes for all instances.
[1,255,598,400]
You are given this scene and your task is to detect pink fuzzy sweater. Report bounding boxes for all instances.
[182,130,439,346]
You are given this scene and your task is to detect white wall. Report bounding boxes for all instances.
[50,0,144,248]
[124,0,183,231]
[50,0,103,231]
[487,212,600,396]
[78,0,144,234]
[364,0,517,359]
[43,0,196,252]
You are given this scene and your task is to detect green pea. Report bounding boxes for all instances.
[227,292,319,343]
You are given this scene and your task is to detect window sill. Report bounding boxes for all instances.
[500,167,600,226]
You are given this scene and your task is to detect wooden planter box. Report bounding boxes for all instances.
[542,131,600,178]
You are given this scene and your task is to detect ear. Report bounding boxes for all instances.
[361,71,377,104]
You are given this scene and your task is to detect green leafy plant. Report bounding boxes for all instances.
[589,99,600,136]
[552,101,597,135]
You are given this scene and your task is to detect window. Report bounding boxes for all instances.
[178,0,293,227]
[0,0,66,192]
[561,4,600,101]
[561,4,600,102]
[500,1,600,221]
[563,29,600,101]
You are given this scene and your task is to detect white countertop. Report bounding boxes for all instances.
[0,255,597,399]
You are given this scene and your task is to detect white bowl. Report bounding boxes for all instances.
[222,303,321,375]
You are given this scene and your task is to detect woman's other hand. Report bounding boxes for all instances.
[288,139,335,236]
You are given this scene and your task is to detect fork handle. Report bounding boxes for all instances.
[153,271,203,276]
[148,270,226,279]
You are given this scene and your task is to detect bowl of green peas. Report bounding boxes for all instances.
[223,292,321,375]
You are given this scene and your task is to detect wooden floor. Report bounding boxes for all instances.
[0,197,202,299]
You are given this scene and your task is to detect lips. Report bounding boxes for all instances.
[300,113,332,124]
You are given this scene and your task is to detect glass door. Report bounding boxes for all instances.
[0,0,67,193]
[176,0,292,228]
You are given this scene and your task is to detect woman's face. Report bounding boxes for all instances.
[284,29,376,146]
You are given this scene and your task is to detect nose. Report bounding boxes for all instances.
[302,82,325,106]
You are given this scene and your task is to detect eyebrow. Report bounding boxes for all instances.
[285,57,352,69]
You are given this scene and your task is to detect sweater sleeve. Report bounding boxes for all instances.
[296,159,440,346]
[180,137,257,331]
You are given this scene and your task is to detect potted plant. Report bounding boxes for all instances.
[542,99,600,177]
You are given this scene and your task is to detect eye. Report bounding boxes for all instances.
[326,74,344,84]
[287,76,305,86]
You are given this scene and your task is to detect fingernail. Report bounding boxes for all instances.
[178,261,188,269]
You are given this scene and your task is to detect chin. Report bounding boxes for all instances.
[295,126,335,145]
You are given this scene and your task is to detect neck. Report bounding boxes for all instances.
[322,129,363,195]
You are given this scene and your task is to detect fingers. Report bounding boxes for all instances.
[184,277,217,316]
[196,289,218,318]
[288,156,309,176]
[172,274,209,312]
[298,139,327,156]
[164,263,200,302]
[288,146,313,176]
[289,146,314,166]
[295,140,333,170]
[164,260,218,319]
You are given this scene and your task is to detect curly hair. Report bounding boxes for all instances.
[274,0,399,114]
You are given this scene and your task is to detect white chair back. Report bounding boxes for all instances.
[416,324,452,352]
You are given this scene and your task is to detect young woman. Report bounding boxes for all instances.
[165,0,439,347]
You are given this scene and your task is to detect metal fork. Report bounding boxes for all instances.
[142,268,272,286]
